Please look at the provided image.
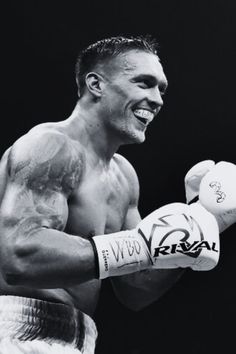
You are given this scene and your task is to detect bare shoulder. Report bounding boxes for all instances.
[113,153,138,181]
[0,147,11,174]
[113,153,140,204]
[0,148,12,202]
[8,127,84,196]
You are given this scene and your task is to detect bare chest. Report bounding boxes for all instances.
[65,168,130,238]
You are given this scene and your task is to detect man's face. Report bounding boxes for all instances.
[99,50,168,144]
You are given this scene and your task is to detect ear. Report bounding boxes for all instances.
[85,72,105,98]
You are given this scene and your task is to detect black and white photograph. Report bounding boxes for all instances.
[1,1,235,353]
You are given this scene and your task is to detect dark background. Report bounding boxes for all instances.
[2,1,236,353]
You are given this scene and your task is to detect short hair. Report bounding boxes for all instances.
[75,35,159,97]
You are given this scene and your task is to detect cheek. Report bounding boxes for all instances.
[112,82,129,96]
[104,83,142,118]
[105,96,127,117]
[110,83,136,105]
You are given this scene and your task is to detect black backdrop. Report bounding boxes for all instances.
[2,1,236,353]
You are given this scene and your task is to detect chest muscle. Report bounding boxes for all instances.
[65,169,130,237]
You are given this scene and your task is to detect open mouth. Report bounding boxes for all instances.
[133,109,154,125]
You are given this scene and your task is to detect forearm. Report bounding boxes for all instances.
[111,268,185,311]
[1,227,96,288]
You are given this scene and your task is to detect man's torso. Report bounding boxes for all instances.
[0,123,132,317]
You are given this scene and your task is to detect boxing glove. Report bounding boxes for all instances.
[198,161,236,232]
[184,160,215,204]
[92,202,219,279]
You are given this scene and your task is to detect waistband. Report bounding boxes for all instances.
[0,295,97,351]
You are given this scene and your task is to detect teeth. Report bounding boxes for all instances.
[133,109,154,120]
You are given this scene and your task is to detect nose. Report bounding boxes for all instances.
[148,87,164,110]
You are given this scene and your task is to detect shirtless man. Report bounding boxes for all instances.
[0,36,235,354]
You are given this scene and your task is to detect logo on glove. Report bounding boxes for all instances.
[138,213,219,259]
[153,240,218,257]
[209,181,226,203]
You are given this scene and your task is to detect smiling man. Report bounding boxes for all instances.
[0,36,234,354]
[78,45,168,146]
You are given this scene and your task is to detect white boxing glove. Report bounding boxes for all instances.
[184,160,216,204]
[198,161,236,232]
[92,202,219,279]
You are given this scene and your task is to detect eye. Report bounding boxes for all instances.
[159,86,167,96]
[138,79,152,89]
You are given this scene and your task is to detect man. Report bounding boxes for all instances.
[0,36,235,354]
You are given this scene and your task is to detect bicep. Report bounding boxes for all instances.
[0,180,69,239]
[122,175,141,229]
[117,154,141,230]
[122,205,141,230]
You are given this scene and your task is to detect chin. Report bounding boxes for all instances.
[122,132,146,145]
[134,134,146,144]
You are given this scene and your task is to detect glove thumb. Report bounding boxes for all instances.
[184,160,215,203]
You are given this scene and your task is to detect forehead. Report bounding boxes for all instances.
[104,50,166,81]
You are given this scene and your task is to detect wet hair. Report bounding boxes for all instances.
[75,35,159,97]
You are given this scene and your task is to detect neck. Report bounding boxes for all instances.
[62,98,121,162]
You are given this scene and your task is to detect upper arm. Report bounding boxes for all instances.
[116,154,142,230]
[0,130,83,239]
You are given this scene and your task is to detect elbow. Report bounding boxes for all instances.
[0,246,30,286]
[2,269,22,286]
[123,303,146,312]
[1,260,26,286]
[126,301,152,312]
[116,295,150,312]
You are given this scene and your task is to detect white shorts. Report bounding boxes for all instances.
[0,295,97,354]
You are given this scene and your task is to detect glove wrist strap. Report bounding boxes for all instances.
[91,230,151,279]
